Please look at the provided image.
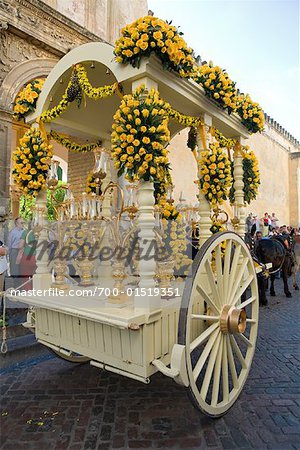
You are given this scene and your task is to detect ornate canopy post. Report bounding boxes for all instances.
[196,114,212,247]
[133,77,161,312]
[233,137,246,237]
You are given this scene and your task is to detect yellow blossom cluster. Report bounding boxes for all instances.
[114,16,195,75]
[50,130,101,153]
[159,199,181,220]
[13,78,45,121]
[161,218,192,274]
[12,127,53,196]
[111,85,170,183]
[199,142,232,206]
[229,147,260,204]
[75,64,118,100]
[193,63,238,114]
[86,172,99,194]
[237,94,265,133]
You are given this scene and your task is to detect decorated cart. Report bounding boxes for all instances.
[5,16,264,417]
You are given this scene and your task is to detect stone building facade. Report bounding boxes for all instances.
[0,0,299,227]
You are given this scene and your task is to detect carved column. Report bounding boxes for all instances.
[32,189,52,290]
[233,139,246,237]
[197,114,212,247]
[136,181,161,311]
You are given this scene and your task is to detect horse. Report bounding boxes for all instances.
[292,235,300,291]
[255,237,293,300]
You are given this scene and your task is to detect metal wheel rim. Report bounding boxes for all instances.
[179,231,259,417]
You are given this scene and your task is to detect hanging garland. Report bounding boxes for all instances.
[13,79,45,121]
[114,16,195,76]
[12,127,53,197]
[199,142,232,207]
[50,130,101,153]
[74,64,120,100]
[40,78,72,123]
[210,127,235,150]
[229,147,260,204]
[163,102,202,127]
[161,218,192,275]
[111,85,170,183]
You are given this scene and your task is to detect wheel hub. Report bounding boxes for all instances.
[220,305,246,334]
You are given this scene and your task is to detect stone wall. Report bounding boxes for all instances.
[41,0,148,42]
[167,126,300,227]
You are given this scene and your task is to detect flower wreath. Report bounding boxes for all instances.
[12,127,53,196]
[13,79,45,121]
[114,16,195,76]
[111,85,170,183]
[199,142,232,207]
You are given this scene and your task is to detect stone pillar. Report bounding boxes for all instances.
[233,138,246,237]
[197,114,212,247]
[0,112,13,214]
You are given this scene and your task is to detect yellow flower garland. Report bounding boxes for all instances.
[40,78,72,123]
[13,78,45,121]
[111,85,170,183]
[199,142,232,207]
[74,64,120,100]
[12,127,53,196]
[114,16,195,76]
[50,130,101,153]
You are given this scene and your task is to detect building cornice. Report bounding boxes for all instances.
[264,113,300,148]
[0,0,102,56]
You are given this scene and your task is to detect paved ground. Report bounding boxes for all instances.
[0,281,299,450]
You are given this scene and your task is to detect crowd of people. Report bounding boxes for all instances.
[246,212,299,241]
[0,217,36,295]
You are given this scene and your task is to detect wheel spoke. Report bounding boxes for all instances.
[246,318,256,324]
[222,335,229,403]
[215,245,223,295]
[193,328,220,380]
[196,284,220,314]
[226,244,241,303]
[223,239,232,302]
[239,333,253,347]
[228,258,249,306]
[211,334,223,406]
[229,335,247,369]
[237,294,256,310]
[204,260,222,308]
[191,314,220,322]
[190,322,219,352]
[226,334,239,389]
[200,332,222,400]
[231,274,254,307]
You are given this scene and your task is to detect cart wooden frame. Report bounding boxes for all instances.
[7,42,259,417]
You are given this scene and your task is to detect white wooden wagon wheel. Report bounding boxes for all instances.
[178,231,258,417]
[50,348,90,363]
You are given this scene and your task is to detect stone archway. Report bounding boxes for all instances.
[0,58,58,211]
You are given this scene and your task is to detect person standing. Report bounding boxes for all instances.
[7,217,24,287]
[17,222,37,290]
[0,240,8,300]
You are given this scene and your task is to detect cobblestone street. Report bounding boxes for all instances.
[1,283,299,450]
